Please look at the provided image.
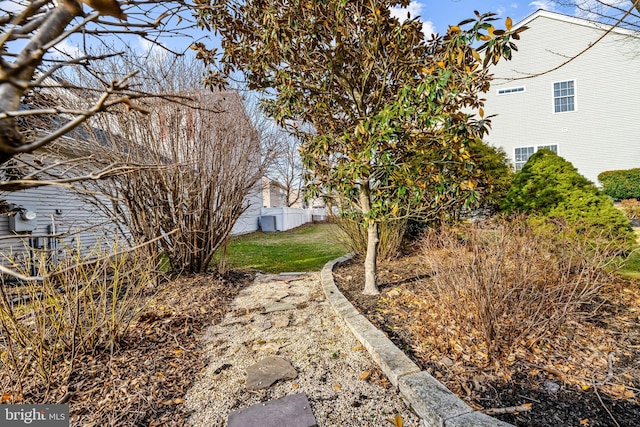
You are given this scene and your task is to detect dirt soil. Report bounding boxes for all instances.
[1,271,253,426]
[334,255,640,427]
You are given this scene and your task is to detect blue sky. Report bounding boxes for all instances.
[2,0,633,60]
[390,1,636,36]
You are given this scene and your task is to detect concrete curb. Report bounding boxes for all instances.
[321,254,513,427]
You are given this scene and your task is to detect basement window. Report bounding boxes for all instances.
[497,86,525,95]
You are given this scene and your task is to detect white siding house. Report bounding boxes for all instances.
[262,177,289,208]
[483,10,640,184]
[231,179,263,235]
[0,187,125,276]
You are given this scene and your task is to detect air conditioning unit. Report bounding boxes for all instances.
[260,215,277,232]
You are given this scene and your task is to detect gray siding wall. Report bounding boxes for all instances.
[1,180,263,275]
[483,13,640,184]
[0,187,122,274]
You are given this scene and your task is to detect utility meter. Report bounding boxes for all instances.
[21,210,37,221]
[9,204,38,233]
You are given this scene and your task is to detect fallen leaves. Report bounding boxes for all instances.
[387,414,403,426]
[0,272,254,426]
[334,255,640,424]
[608,384,636,400]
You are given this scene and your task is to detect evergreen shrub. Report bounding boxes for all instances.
[469,139,514,215]
[598,168,640,200]
[503,149,634,251]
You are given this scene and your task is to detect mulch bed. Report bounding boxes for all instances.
[334,255,640,427]
[0,270,253,426]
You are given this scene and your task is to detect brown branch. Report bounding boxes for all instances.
[0,162,172,191]
[592,380,621,427]
[483,404,533,415]
[1,228,178,282]
[8,71,139,155]
[498,1,639,81]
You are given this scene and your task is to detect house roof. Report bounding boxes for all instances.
[515,9,640,38]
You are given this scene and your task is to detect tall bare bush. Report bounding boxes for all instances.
[79,57,262,274]
[421,216,620,361]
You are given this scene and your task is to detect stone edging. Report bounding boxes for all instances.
[321,254,513,427]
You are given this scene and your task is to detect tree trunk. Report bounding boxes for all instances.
[359,183,379,295]
[363,220,379,295]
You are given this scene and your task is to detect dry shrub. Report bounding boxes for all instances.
[68,56,263,275]
[0,239,157,398]
[332,215,405,260]
[619,198,640,220]
[421,215,619,362]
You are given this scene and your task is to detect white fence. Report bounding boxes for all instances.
[260,207,327,232]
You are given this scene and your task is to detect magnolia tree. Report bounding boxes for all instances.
[0,0,195,169]
[195,0,525,294]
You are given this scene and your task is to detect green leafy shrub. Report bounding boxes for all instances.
[469,140,514,215]
[402,141,514,239]
[598,168,640,200]
[503,149,634,251]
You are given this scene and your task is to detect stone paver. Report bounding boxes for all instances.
[264,302,296,313]
[184,271,421,427]
[398,372,472,426]
[245,357,298,390]
[227,393,317,427]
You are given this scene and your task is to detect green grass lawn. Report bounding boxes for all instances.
[618,227,640,280]
[217,223,348,273]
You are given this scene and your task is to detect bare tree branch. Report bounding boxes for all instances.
[68,55,266,274]
[498,1,639,81]
[0,0,196,166]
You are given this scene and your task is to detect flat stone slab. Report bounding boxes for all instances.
[245,356,297,390]
[446,411,514,427]
[264,303,296,313]
[228,393,317,427]
[248,320,272,332]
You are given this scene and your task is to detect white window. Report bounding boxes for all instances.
[514,145,559,170]
[497,86,525,95]
[514,146,535,171]
[553,80,575,113]
[537,145,558,154]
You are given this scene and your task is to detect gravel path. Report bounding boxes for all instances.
[184,272,420,426]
